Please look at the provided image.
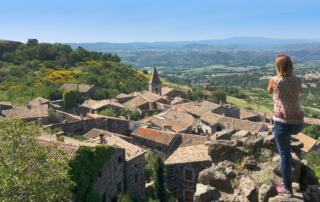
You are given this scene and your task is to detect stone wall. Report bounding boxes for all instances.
[55,110,80,123]
[24,117,49,126]
[165,161,211,202]
[156,102,172,110]
[66,106,90,117]
[107,118,129,136]
[116,96,135,104]
[93,148,125,202]
[125,154,146,198]
[132,136,173,153]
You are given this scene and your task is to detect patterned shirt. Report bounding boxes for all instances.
[272,76,304,125]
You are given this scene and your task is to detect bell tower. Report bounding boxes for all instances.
[148,66,162,95]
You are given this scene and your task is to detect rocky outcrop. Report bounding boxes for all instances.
[194,183,219,202]
[208,140,237,158]
[239,176,257,201]
[215,128,236,140]
[244,136,263,150]
[291,141,304,152]
[198,168,229,189]
[0,40,23,58]
[258,180,277,202]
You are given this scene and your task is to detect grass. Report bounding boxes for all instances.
[227,95,273,113]
[252,170,274,186]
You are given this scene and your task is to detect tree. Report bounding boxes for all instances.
[302,125,320,140]
[99,107,116,117]
[143,70,148,74]
[144,113,150,119]
[63,90,77,110]
[94,89,108,100]
[0,119,75,201]
[152,155,166,202]
[246,97,252,104]
[209,90,226,103]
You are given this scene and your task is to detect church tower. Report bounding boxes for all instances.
[148,66,162,95]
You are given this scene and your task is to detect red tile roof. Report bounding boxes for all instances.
[178,133,207,148]
[122,96,149,109]
[200,111,267,134]
[131,128,179,147]
[186,100,220,117]
[298,132,318,152]
[84,128,134,142]
[201,90,211,96]
[140,109,193,132]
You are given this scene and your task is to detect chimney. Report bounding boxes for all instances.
[229,102,231,108]
[0,104,2,114]
[56,131,64,142]
[86,113,88,119]
[220,100,223,106]
[163,125,172,131]
[128,111,131,121]
[206,133,210,141]
[99,133,104,144]
[110,99,111,104]
[141,91,143,94]
[90,108,93,114]
[77,83,79,102]
[73,107,75,115]
[222,113,225,116]
[39,99,42,104]
[26,102,29,108]
[196,100,198,106]
[202,97,204,101]
[132,92,134,96]
[80,113,84,120]
[264,113,266,122]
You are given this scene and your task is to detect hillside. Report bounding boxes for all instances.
[0,40,23,59]
[0,39,150,105]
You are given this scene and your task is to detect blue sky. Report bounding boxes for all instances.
[1,0,320,43]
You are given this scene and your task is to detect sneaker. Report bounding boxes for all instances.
[277,186,293,198]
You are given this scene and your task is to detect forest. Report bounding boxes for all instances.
[0,39,150,105]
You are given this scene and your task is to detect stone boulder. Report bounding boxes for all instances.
[215,128,236,140]
[311,192,320,202]
[269,195,304,202]
[194,183,219,202]
[263,135,275,148]
[291,141,304,152]
[300,164,319,185]
[261,148,273,158]
[217,160,234,169]
[258,180,277,202]
[272,155,301,181]
[292,182,301,193]
[257,131,269,138]
[225,167,236,178]
[244,136,263,150]
[291,134,299,142]
[208,140,237,158]
[243,156,256,169]
[231,130,251,140]
[239,176,257,201]
[198,168,229,189]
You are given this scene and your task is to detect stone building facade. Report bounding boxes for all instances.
[93,148,126,202]
[125,154,146,198]
[148,67,162,95]
[164,145,212,202]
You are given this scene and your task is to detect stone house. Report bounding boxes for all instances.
[29,97,50,107]
[80,99,125,114]
[37,134,126,202]
[115,93,136,104]
[197,111,268,135]
[60,84,101,99]
[148,66,162,95]
[0,103,49,124]
[131,128,180,153]
[162,87,188,98]
[83,128,135,144]
[139,109,194,133]
[200,90,211,100]
[239,108,261,122]
[86,133,146,198]
[164,145,212,202]
[298,132,319,153]
[122,96,150,110]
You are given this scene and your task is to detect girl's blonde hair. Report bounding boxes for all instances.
[275,54,293,77]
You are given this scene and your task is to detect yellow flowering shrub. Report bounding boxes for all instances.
[0,86,5,91]
[34,69,89,87]
[81,60,103,69]
[10,85,19,89]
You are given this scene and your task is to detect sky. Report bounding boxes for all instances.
[1,0,320,43]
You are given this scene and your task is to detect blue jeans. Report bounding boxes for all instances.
[273,123,303,189]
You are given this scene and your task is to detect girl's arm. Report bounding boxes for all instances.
[268,78,274,94]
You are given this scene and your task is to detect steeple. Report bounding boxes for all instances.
[148,66,162,95]
[148,66,162,84]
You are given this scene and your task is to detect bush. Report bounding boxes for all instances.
[144,113,150,119]
[99,107,116,117]
[47,108,57,123]
[63,90,77,110]
[209,90,226,103]
[302,125,320,140]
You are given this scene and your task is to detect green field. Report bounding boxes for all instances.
[227,95,273,113]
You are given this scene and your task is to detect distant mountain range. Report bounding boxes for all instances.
[66,37,320,52]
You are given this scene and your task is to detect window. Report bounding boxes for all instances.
[184,168,193,181]
[184,190,194,202]
[103,192,107,202]
[135,174,138,183]
[98,171,102,177]
[158,146,162,151]
[217,126,222,131]
[134,164,138,168]
[117,181,122,194]
[118,155,123,163]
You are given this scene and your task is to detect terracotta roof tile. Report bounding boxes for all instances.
[140,110,193,133]
[29,97,50,107]
[178,133,207,148]
[201,90,211,96]
[186,100,220,117]
[164,145,210,165]
[60,84,100,92]
[136,91,169,103]
[81,99,124,110]
[122,96,149,108]
[131,128,179,147]
[200,111,266,134]
[298,132,318,152]
[0,105,49,121]
[177,88,191,95]
[240,108,259,119]
[84,128,134,142]
[174,102,196,110]
[161,87,175,95]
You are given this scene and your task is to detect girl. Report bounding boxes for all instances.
[267,54,304,198]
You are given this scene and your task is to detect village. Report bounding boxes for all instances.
[1,67,320,202]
